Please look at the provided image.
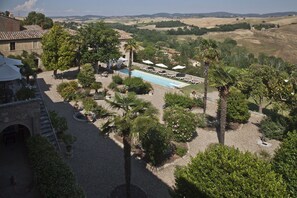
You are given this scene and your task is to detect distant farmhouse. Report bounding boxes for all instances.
[0,15,46,68]
[114,29,133,62]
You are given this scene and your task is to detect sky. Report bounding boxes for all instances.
[1,0,297,17]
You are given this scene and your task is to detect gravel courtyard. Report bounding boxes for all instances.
[38,68,281,196]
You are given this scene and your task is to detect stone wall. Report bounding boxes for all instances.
[0,39,43,67]
[0,99,41,135]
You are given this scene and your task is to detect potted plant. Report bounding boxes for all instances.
[62,134,77,158]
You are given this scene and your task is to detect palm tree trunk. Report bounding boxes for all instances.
[128,50,132,78]
[203,62,209,114]
[123,134,131,198]
[218,88,228,145]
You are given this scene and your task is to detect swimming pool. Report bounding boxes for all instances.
[119,69,189,88]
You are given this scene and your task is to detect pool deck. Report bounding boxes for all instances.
[118,68,190,88]
[132,62,204,84]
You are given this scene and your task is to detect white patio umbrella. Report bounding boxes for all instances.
[118,57,128,62]
[0,62,22,81]
[155,63,168,68]
[173,65,186,70]
[0,55,23,66]
[142,60,154,65]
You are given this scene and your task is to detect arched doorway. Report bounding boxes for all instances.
[0,124,39,197]
[1,124,30,146]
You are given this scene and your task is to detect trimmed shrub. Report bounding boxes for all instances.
[112,75,123,85]
[226,91,250,123]
[196,113,207,128]
[175,145,187,157]
[141,124,172,166]
[173,144,287,198]
[164,93,195,109]
[27,136,85,198]
[82,97,97,113]
[77,63,95,88]
[163,106,197,142]
[16,87,35,100]
[273,131,297,196]
[90,81,102,93]
[260,117,286,140]
[123,77,152,94]
[57,81,78,101]
[49,111,68,137]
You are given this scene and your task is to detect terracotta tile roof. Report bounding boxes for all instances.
[114,29,132,40]
[23,25,43,31]
[0,30,47,41]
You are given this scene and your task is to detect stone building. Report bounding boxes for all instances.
[115,29,133,62]
[0,15,46,68]
[0,15,21,32]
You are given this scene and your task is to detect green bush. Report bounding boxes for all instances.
[164,93,195,109]
[173,144,287,198]
[49,111,68,137]
[57,81,78,101]
[226,91,250,123]
[175,145,187,157]
[163,106,197,142]
[112,75,123,85]
[108,82,118,90]
[193,97,204,108]
[123,77,152,94]
[196,113,207,128]
[82,97,97,113]
[141,124,172,166]
[90,81,102,93]
[273,131,297,196]
[77,63,95,88]
[27,136,85,198]
[16,87,35,100]
[132,116,159,140]
[260,117,286,140]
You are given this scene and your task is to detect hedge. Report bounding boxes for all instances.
[123,77,152,94]
[27,136,85,198]
[164,93,195,109]
[173,144,288,198]
[273,132,297,196]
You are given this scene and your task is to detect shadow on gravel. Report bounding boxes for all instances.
[38,78,171,198]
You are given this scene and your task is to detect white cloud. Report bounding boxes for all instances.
[14,0,38,12]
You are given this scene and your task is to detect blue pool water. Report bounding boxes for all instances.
[119,69,189,88]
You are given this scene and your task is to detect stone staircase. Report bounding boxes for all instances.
[34,86,60,151]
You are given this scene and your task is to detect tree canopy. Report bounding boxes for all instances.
[79,22,120,64]
[41,24,76,75]
[22,11,53,29]
[173,144,288,198]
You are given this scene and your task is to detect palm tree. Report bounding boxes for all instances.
[101,93,157,197]
[210,65,237,144]
[124,39,139,78]
[198,39,219,114]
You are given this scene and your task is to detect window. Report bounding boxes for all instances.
[10,42,15,51]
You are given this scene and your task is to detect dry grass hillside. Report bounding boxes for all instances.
[201,24,297,65]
